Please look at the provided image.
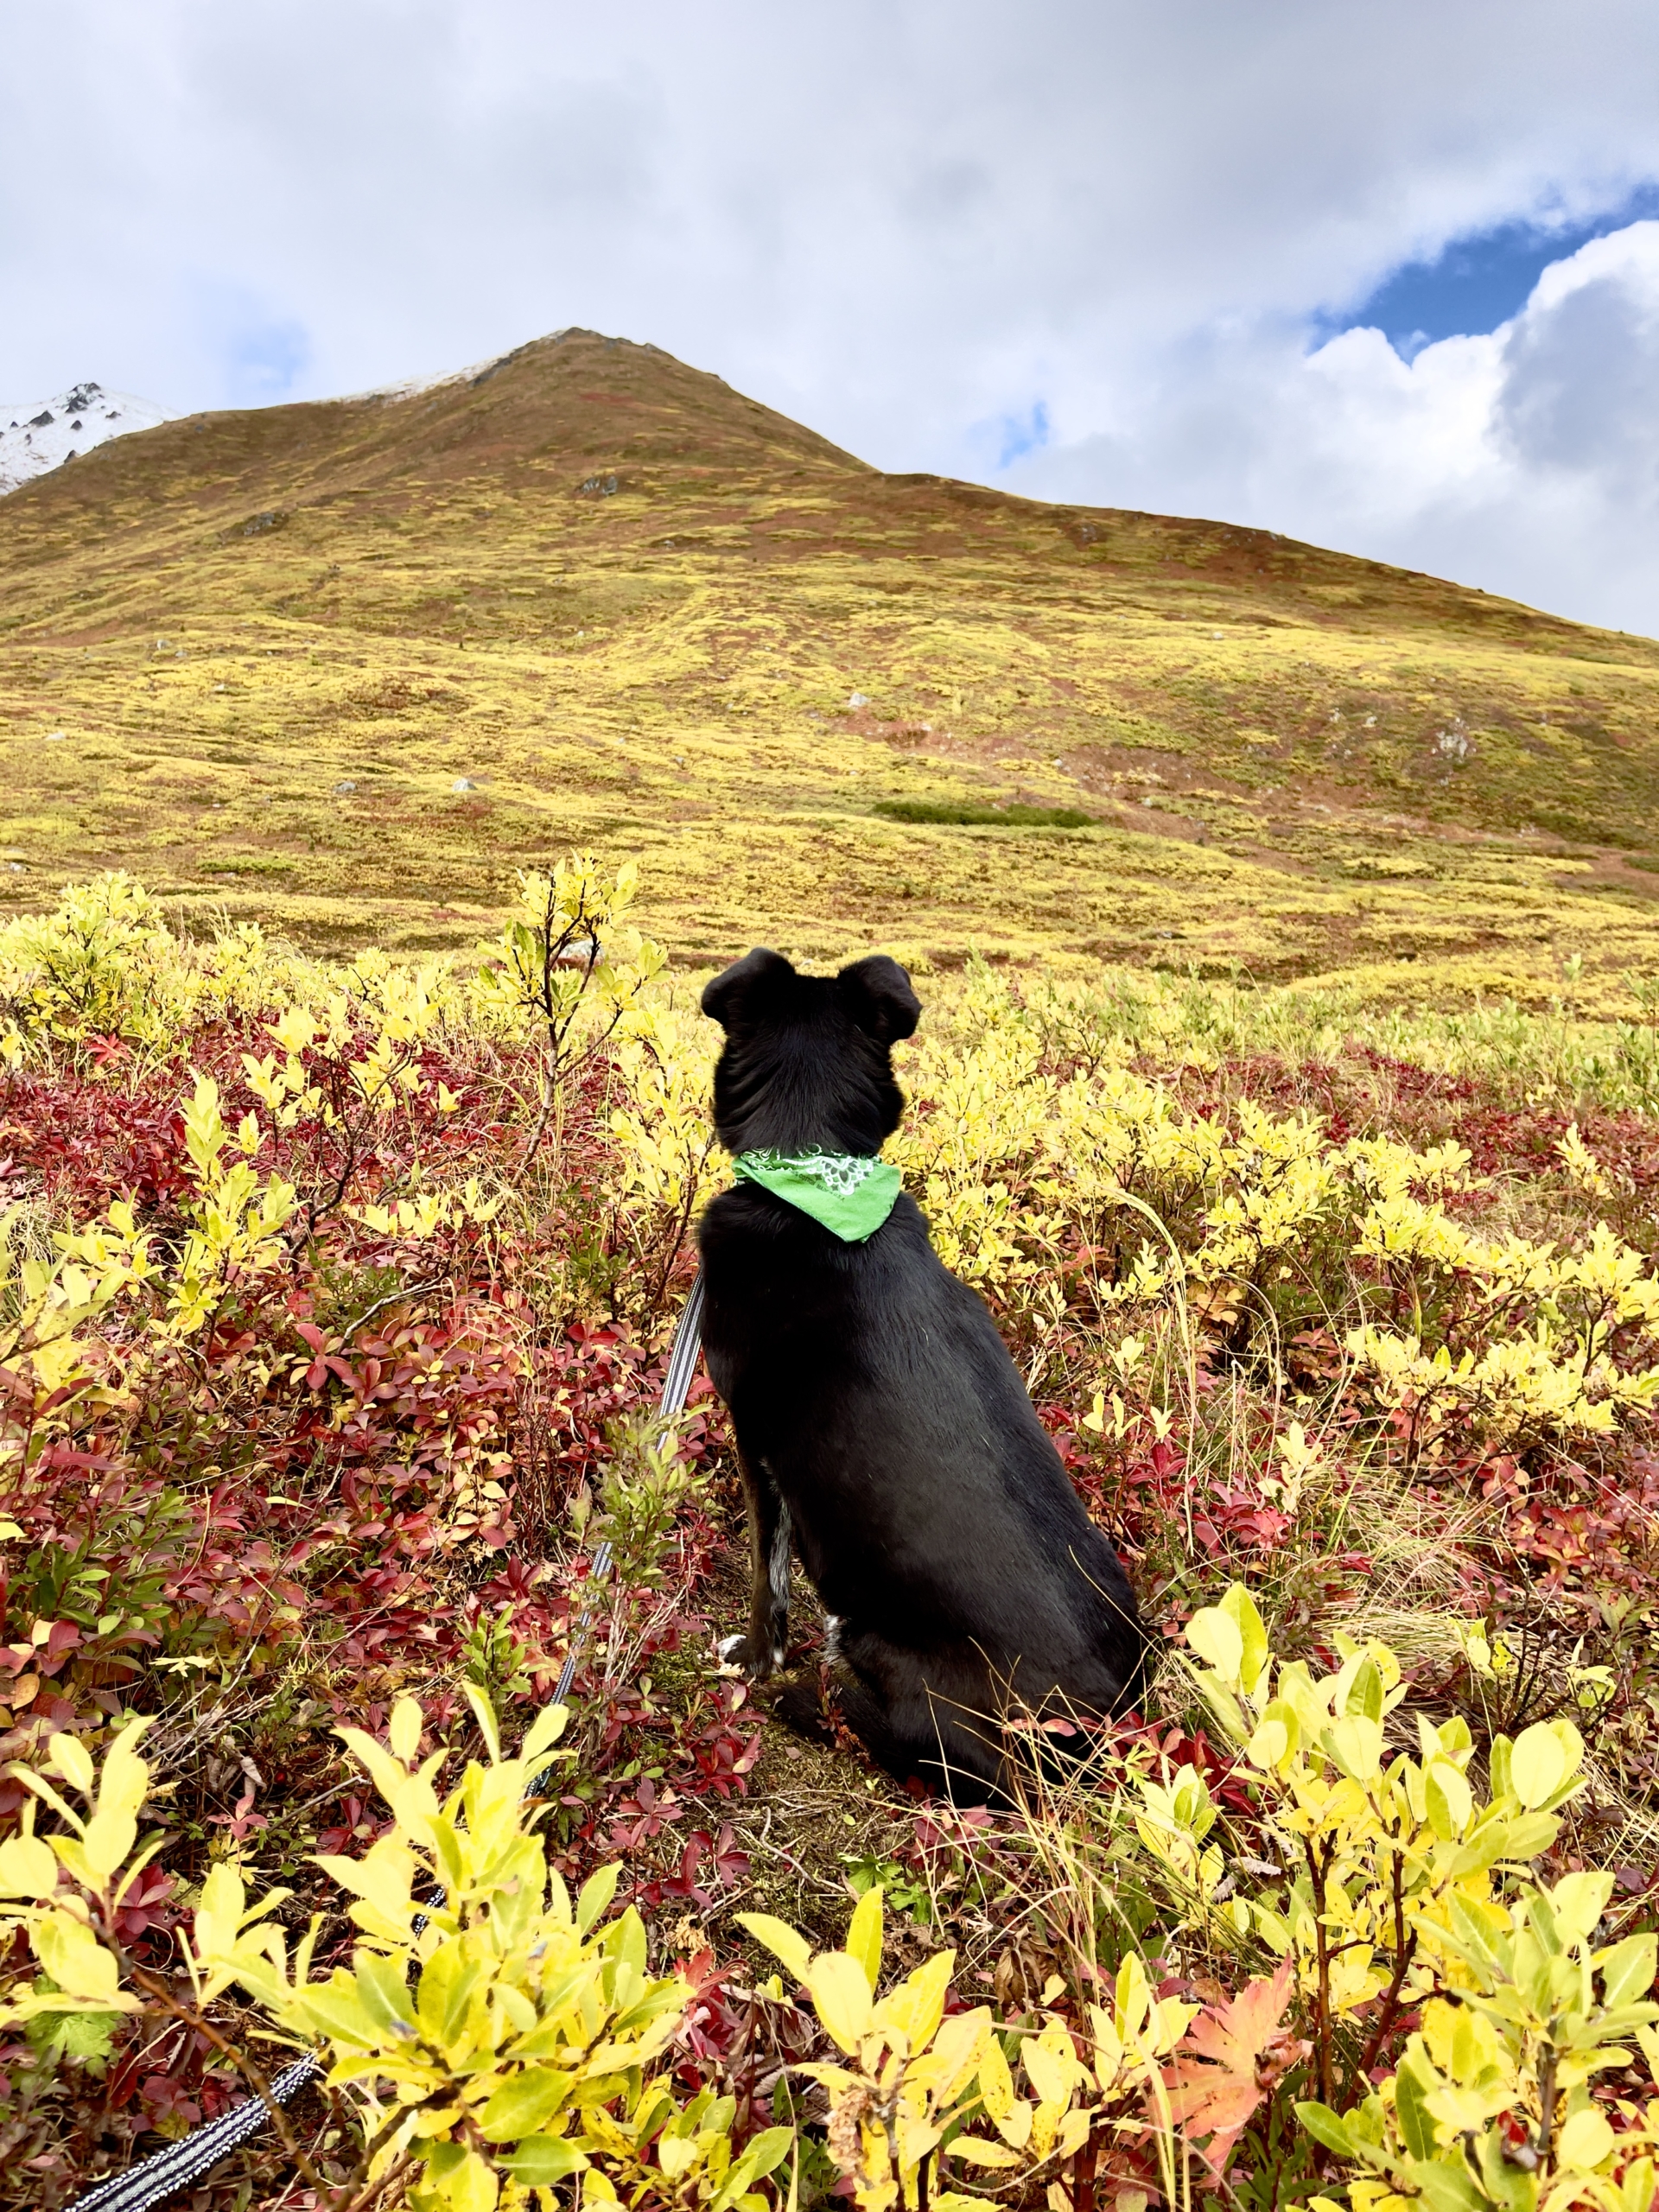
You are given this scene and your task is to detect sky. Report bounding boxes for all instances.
[4,0,1659,633]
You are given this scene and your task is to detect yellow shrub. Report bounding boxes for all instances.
[0,1697,792,2212]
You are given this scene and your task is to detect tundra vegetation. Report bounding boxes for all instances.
[3,858,1659,2212]
[6,329,1659,996]
[7,327,1659,2212]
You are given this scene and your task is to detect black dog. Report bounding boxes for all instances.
[696,947,1146,1802]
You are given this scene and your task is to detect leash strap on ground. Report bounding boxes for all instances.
[68,2058,322,2212]
[63,1274,705,2212]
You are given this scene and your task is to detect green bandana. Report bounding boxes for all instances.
[733,1149,903,1243]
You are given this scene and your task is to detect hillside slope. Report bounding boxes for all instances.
[3,326,1659,993]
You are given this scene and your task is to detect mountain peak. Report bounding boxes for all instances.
[0,381,172,495]
[0,330,863,514]
[341,325,868,479]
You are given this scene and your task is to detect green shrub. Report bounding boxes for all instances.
[870,799,1096,829]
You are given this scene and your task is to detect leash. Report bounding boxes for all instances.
[555,1269,704,1706]
[67,1274,706,2212]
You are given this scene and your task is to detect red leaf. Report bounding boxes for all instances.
[1163,1961,1307,2181]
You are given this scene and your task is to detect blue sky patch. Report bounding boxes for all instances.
[227,315,311,402]
[996,399,1050,467]
[1322,184,1659,358]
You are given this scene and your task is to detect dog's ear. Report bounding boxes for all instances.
[702,948,798,1030]
[837,955,921,1045]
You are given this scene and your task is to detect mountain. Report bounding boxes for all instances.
[0,382,171,496]
[1,326,1656,996]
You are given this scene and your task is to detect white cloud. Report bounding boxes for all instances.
[1009,222,1659,633]
[3,1,1659,626]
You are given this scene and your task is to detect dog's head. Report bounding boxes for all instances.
[702,950,921,1156]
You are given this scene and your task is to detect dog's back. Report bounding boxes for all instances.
[697,948,1146,1800]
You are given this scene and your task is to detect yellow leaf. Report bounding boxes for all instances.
[389,1697,423,1764]
[806,1951,874,2054]
[334,1723,404,1802]
[1424,1759,1473,1840]
[314,1836,418,1934]
[443,2147,500,2212]
[1614,2158,1656,2212]
[521,1701,570,1767]
[270,1007,315,1055]
[1248,1717,1290,1770]
[1112,1951,1152,2041]
[461,1683,502,1763]
[1220,1583,1270,1696]
[846,1885,884,1993]
[922,2007,991,2102]
[97,1719,150,1816]
[1022,2035,1076,2107]
[479,2069,576,2142]
[35,1911,137,2009]
[0,1832,59,1899]
[658,2135,701,2179]
[81,1804,139,1885]
[1510,1723,1569,1809]
[1322,1715,1383,1781]
[1057,2108,1091,2159]
[797,2063,861,2096]
[879,1948,953,2051]
[1556,2109,1615,2171]
[48,1732,95,1796]
[950,2137,1023,2169]
[1185,1605,1243,1684]
[736,1912,813,1987]
[192,1859,247,1961]
[977,2031,1017,2125]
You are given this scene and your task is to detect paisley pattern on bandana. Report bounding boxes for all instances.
[732,1149,903,1242]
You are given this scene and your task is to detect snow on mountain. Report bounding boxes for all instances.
[0,382,172,495]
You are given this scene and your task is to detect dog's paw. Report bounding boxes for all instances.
[715,1632,786,1681]
[772,1675,836,1745]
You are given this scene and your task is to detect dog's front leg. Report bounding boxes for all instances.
[717,1451,791,1681]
